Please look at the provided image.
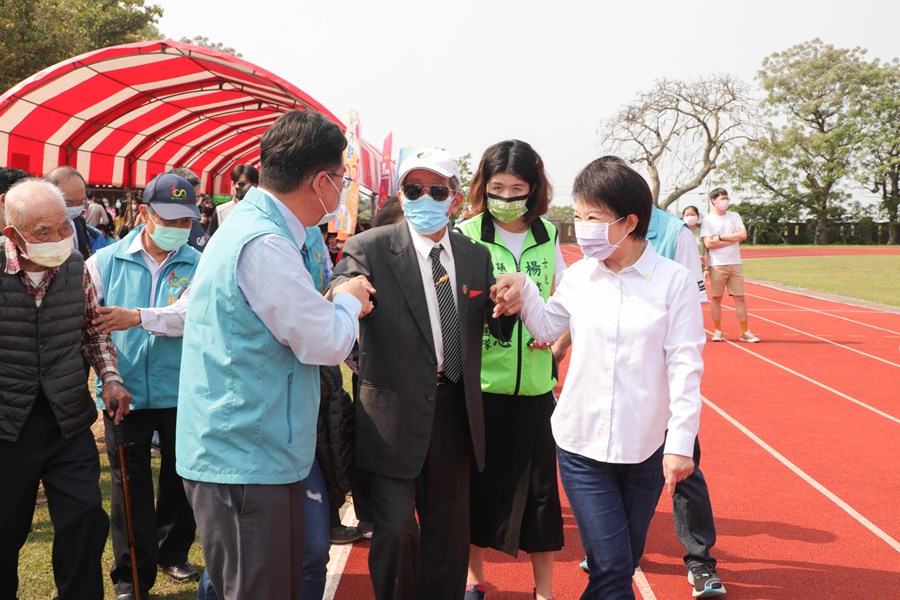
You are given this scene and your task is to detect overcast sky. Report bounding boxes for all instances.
[156,0,898,207]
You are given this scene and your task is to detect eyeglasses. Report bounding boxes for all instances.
[401,183,455,202]
[327,172,352,190]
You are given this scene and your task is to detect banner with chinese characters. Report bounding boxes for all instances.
[377,132,393,210]
[330,110,361,239]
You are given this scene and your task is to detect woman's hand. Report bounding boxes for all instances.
[491,273,527,317]
[663,453,694,496]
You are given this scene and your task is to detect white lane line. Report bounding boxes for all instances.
[736,310,900,369]
[634,566,658,600]
[707,331,900,425]
[746,284,900,336]
[323,502,358,600]
[702,395,900,554]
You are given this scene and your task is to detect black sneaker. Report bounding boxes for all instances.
[329,525,363,544]
[688,564,726,597]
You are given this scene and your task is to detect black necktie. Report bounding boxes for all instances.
[429,244,462,383]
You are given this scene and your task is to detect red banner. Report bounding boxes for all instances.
[377,132,393,209]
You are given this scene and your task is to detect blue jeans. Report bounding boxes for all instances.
[196,459,332,600]
[558,444,665,600]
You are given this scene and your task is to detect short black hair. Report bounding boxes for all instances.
[372,196,404,227]
[0,167,30,195]
[682,205,700,217]
[709,187,728,201]
[572,156,652,239]
[231,164,260,185]
[258,110,347,195]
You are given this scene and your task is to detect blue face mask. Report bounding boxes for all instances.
[402,195,452,235]
[66,204,86,219]
[148,215,190,251]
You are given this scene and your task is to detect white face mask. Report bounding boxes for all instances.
[713,198,730,212]
[318,176,344,226]
[684,215,699,227]
[574,217,628,261]
[14,228,75,268]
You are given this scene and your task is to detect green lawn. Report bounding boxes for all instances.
[18,366,360,599]
[17,426,206,600]
[743,255,900,307]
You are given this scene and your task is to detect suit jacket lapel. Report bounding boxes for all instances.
[389,223,436,358]
[450,232,474,363]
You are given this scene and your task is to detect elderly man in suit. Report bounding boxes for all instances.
[329,148,515,600]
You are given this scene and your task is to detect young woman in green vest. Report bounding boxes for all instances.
[457,140,567,600]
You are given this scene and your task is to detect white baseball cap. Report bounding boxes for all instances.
[397,148,461,185]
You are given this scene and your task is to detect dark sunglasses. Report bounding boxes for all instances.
[401,183,454,202]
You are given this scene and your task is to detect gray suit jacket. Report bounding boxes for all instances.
[329,222,514,479]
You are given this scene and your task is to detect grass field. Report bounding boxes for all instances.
[743,255,900,307]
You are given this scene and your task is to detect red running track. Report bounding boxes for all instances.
[327,248,900,599]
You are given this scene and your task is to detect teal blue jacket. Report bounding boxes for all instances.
[176,188,324,484]
[93,226,199,410]
[647,206,686,260]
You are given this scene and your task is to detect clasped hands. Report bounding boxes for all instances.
[334,275,377,318]
[490,272,527,319]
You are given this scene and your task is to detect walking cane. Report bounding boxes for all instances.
[109,398,142,600]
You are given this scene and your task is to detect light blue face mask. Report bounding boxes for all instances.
[402,195,452,235]
[148,215,190,251]
[66,204,86,219]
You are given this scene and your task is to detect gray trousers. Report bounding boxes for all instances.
[184,479,304,600]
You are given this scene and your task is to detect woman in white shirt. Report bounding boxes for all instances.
[493,156,704,599]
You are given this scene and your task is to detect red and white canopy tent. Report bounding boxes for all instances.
[0,39,383,197]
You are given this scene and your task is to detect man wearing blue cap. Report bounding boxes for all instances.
[86,172,202,599]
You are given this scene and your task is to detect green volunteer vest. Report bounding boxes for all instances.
[458,213,557,396]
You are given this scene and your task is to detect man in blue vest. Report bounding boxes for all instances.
[176,109,374,600]
[86,172,202,599]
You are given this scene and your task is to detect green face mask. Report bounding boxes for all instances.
[148,215,190,251]
[486,193,529,224]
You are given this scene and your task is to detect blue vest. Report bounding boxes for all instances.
[303,226,329,294]
[647,206,686,260]
[176,188,320,485]
[93,226,199,411]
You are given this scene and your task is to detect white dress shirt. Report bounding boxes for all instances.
[518,243,704,464]
[86,230,189,335]
[407,220,457,373]
[236,189,360,366]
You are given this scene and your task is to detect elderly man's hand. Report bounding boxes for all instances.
[334,276,377,318]
[102,381,132,425]
[491,273,526,317]
[663,453,695,496]
[94,306,141,333]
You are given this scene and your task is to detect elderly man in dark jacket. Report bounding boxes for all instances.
[0,179,132,600]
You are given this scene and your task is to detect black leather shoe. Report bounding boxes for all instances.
[115,595,134,600]
[159,561,200,582]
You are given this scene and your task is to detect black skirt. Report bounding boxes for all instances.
[469,391,564,556]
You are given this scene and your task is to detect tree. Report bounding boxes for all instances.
[452,152,472,220]
[179,36,243,58]
[600,75,759,210]
[547,204,574,223]
[727,40,874,244]
[854,60,900,244]
[0,0,162,93]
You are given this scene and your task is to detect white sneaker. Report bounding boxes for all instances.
[710,330,724,342]
[740,331,760,343]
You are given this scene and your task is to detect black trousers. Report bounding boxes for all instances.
[104,408,196,595]
[0,394,109,600]
[672,436,718,568]
[365,382,473,600]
